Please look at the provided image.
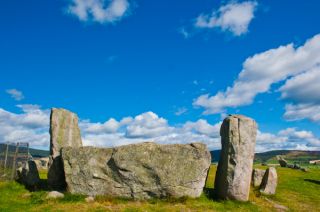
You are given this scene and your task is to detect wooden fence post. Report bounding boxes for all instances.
[11,142,20,180]
[4,143,9,169]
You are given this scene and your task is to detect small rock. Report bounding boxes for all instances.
[276,156,288,167]
[252,169,266,187]
[85,196,95,203]
[300,167,309,172]
[293,163,300,169]
[260,167,278,195]
[287,164,294,168]
[16,161,40,189]
[46,191,64,199]
[21,193,32,198]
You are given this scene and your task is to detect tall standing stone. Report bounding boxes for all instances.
[214,115,257,201]
[48,108,82,190]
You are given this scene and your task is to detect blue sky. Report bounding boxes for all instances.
[1,0,320,151]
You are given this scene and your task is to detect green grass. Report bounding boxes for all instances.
[1,165,319,211]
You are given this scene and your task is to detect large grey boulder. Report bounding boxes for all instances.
[277,155,288,167]
[214,115,257,201]
[260,167,277,195]
[61,142,211,199]
[16,160,40,189]
[47,108,82,190]
[252,168,266,187]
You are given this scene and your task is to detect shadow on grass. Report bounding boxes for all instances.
[203,187,221,201]
[304,179,320,185]
[19,179,51,192]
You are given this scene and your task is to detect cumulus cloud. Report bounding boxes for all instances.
[279,66,320,122]
[175,107,188,116]
[195,1,257,36]
[0,105,49,148]
[6,89,24,101]
[256,128,320,152]
[125,112,173,138]
[183,119,221,138]
[283,104,320,122]
[67,0,131,24]
[82,118,120,134]
[194,34,320,116]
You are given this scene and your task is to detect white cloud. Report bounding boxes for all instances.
[256,128,320,152]
[175,107,188,116]
[82,118,120,134]
[183,119,221,138]
[283,104,320,122]
[195,1,257,36]
[0,105,49,148]
[279,66,320,122]
[279,66,320,104]
[67,0,130,24]
[6,89,24,101]
[178,27,191,39]
[194,34,320,115]
[125,112,173,138]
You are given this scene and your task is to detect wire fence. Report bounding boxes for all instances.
[0,142,31,181]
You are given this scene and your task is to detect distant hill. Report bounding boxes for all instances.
[2,143,319,163]
[0,143,49,158]
[211,150,320,164]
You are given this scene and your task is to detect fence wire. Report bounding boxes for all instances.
[0,142,31,181]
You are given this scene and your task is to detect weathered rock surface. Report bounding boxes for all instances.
[214,114,257,201]
[46,191,65,199]
[61,142,211,199]
[252,168,266,187]
[277,156,288,167]
[48,108,82,190]
[260,167,277,195]
[16,161,40,189]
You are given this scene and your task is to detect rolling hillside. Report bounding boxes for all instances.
[211,150,320,164]
[0,143,49,158]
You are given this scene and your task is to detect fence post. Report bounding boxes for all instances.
[26,143,29,161]
[4,143,9,169]
[11,142,20,180]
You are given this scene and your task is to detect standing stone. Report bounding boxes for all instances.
[214,114,257,201]
[277,155,288,167]
[16,161,40,189]
[252,168,266,187]
[47,108,82,190]
[61,142,211,199]
[260,167,277,195]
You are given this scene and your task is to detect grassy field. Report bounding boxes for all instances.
[0,165,319,212]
